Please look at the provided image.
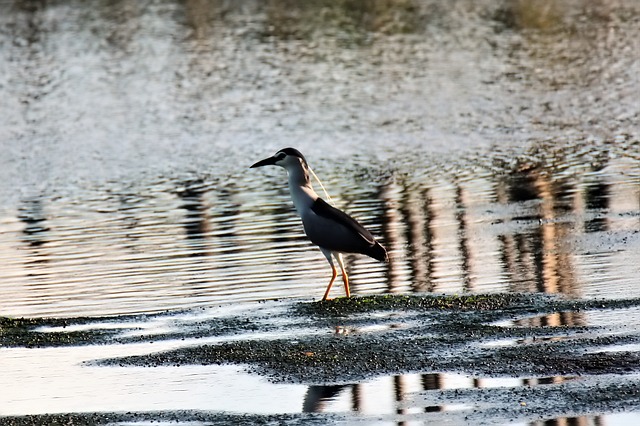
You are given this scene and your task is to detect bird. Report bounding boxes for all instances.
[250,148,387,300]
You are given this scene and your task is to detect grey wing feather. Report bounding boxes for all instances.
[310,198,376,245]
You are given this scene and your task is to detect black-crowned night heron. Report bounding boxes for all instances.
[250,148,387,300]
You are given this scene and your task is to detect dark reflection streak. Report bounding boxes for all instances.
[380,182,402,293]
[399,183,436,293]
[420,373,443,413]
[367,181,392,295]
[351,383,361,413]
[494,180,523,292]
[401,182,433,293]
[18,197,49,249]
[302,385,347,413]
[512,170,546,294]
[422,188,437,292]
[399,182,422,292]
[500,169,545,293]
[454,182,473,291]
[18,197,51,284]
[16,196,52,286]
[393,375,405,419]
[175,181,214,298]
[508,170,540,203]
[531,227,547,294]
[584,178,609,233]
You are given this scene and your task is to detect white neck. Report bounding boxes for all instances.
[285,161,318,217]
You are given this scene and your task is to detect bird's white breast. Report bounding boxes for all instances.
[288,181,318,217]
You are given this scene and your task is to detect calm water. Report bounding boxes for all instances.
[0,0,639,423]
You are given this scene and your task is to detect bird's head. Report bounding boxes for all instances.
[250,148,308,171]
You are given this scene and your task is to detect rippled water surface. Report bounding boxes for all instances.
[0,0,639,423]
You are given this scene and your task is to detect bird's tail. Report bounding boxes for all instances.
[368,241,388,262]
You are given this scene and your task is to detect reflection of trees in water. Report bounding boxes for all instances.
[377,154,616,325]
[454,182,473,292]
[381,181,406,293]
[395,182,435,293]
[489,166,580,296]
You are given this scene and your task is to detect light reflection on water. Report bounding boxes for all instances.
[0,345,307,416]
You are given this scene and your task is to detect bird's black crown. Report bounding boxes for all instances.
[278,147,307,163]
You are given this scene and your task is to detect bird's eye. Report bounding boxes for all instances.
[276,153,286,161]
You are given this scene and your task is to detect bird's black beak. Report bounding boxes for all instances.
[250,156,277,168]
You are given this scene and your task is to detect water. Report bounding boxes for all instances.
[0,0,639,423]
[1,141,637,317]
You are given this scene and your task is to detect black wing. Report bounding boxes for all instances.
[310,198,376,245]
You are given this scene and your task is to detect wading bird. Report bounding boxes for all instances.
[250,148,387,300]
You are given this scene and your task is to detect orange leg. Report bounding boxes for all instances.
[322,264,338,301]
[342,271,350,297]
[336,253,350,297]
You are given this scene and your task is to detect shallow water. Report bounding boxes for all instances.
[1,136,637,317]
[0,0,639,423]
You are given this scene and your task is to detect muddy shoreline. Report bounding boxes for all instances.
[3,294,640,424]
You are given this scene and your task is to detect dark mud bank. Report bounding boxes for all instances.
[4,294,638,381]
[92,294,640,382]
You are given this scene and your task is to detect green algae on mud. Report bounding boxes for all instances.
[298,293,539,315]
[296,293,640,323]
